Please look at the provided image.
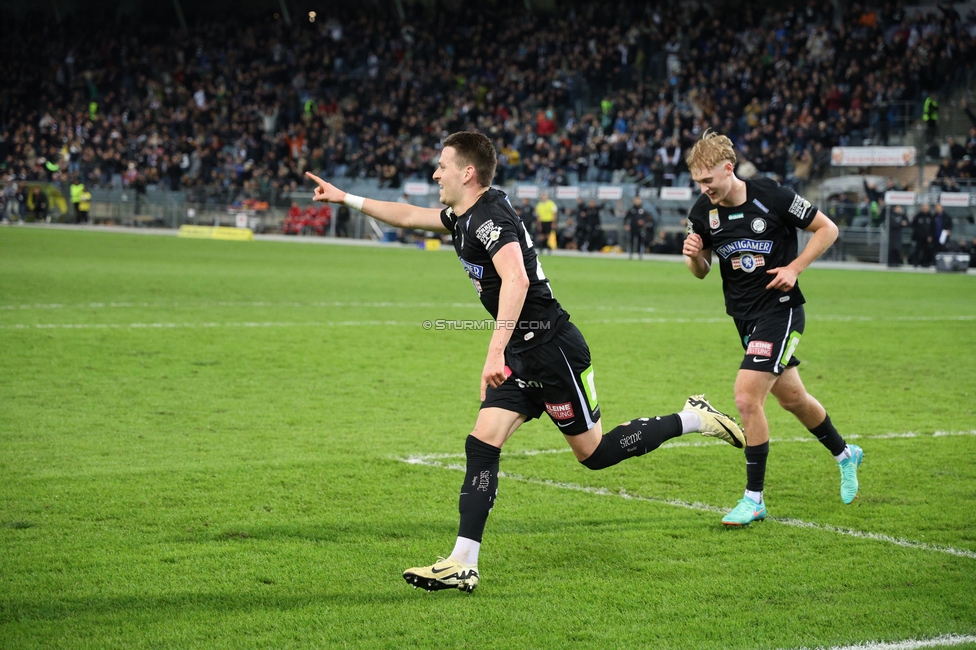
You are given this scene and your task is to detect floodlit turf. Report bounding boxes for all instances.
[1,227,975,650]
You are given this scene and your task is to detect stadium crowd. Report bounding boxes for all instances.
[1,0,976,211]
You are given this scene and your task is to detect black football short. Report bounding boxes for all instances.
[734,306,805,375]
[482,321,601,435]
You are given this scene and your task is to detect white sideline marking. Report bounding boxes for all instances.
[0,300,654,313]
[397,432,976,561]
[789,633,976,650]
[0,321,414,330]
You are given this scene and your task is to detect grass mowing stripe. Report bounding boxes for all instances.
[397,456,976,561]
[789,633,976,650]
[403,429,976,460]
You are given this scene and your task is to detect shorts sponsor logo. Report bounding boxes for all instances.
[731,253,765,272]
[746,340,774,357]
[459,258,483,279]
[751,218,767,233]
[779,295,790,302]
[545,402,575,420]
[709,209,720,229]
[752,198,769,213]
[788,194,812,219]
[729,212,744,220]
[715,239,773,259]
[475,220,503,249]
[515,378,544,389]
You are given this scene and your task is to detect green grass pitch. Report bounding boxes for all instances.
[1,227,975,649]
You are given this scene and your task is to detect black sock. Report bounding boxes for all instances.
[457,435,501,543]
[808,414,847,456]
[745,442,769,493]
[581,415,682,470]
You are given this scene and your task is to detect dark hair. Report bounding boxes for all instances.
[443,131,497,187]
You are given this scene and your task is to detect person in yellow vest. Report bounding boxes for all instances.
[534,191,557,253]
[78,187,91,224]
[70,178,85,223]
[923,92,939,143]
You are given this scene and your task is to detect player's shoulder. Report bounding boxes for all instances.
[688,193,711,220]
[471,188,518,222]
[748,176,788,196]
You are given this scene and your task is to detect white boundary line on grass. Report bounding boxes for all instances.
[406,429,976,461]
[397,429,976,562]
[3,314,976,330]
[788,633,976,650]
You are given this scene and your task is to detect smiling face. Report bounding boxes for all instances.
[432,146,472,209]
[690,161,735,205]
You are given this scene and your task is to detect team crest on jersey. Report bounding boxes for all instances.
[751,218,767,233]
[732,253,765,272]
[459,257,483,279]
[709,209,720,229]
[475,219,503,249]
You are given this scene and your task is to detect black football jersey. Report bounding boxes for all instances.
[440,188,568,351]
[687,177,818,319]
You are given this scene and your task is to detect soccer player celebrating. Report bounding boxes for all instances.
[306,132,745,593]
[682,131,864,526]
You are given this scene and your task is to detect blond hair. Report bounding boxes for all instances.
[686,130,736,172]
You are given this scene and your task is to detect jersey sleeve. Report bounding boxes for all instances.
[440,208,456,232]
[769,184,818,229]
[469,205,522,258]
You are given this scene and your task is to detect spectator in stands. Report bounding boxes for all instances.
[335,205,351,238]
[1,1,974,214]
[15,184,27,223]
[624,196,648,260]
[557,216,577,250]
[887,205,910,267]
[946,137,966,162]
[923,93,940,146]
[29,187,47,222]
[910,204,935,267]
[932,203,953,253]
[77,186,91,224]
[516,198,535,237]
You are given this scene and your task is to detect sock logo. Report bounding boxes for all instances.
[477,470,492,492]
[619,430,643,448]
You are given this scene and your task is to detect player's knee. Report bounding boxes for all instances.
[579,436,610,470]
[734,392,764,419]
[776,390,805,413]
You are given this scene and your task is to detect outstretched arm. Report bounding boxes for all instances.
[305,172,449,233]
[765,210,838,291]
